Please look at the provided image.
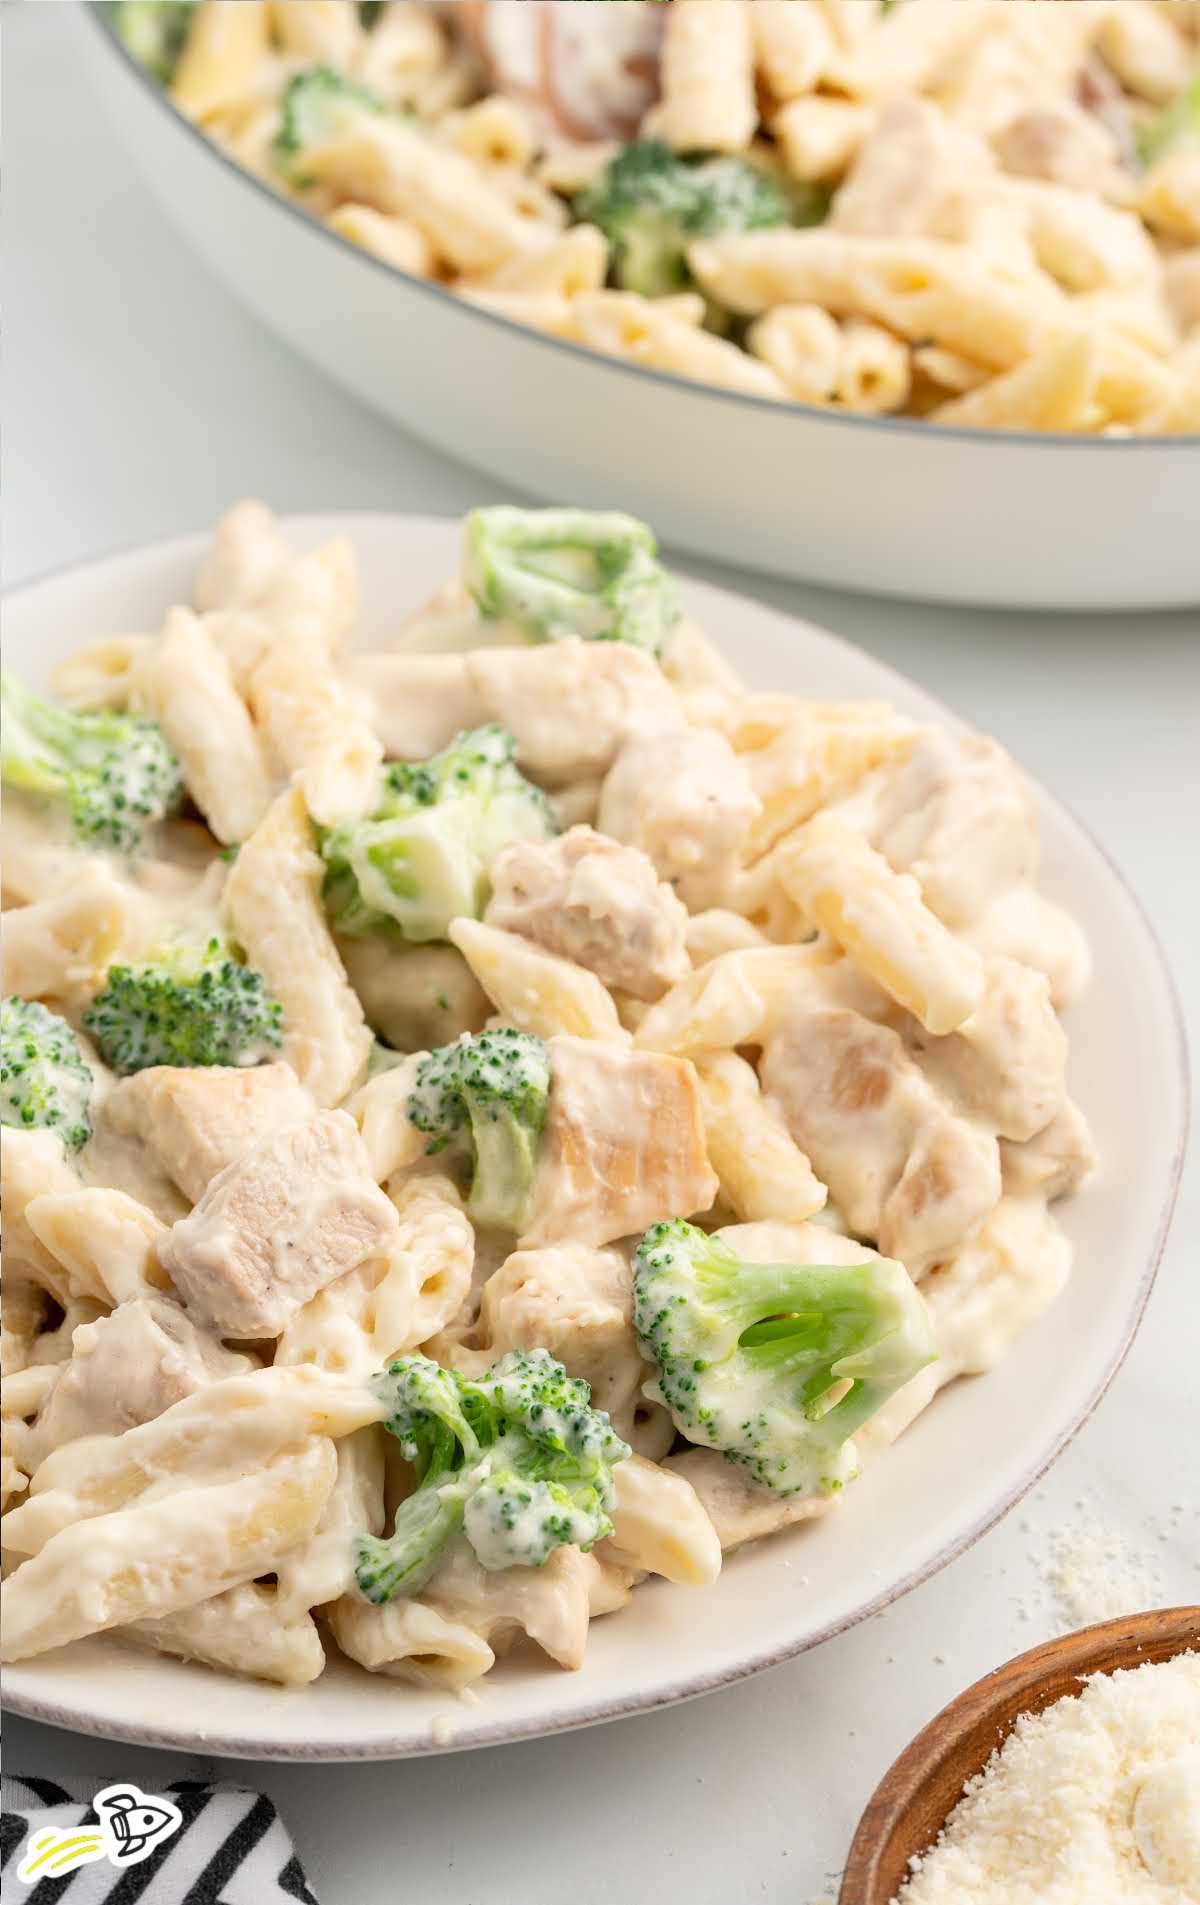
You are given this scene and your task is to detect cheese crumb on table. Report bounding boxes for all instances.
[893,1654,1200,1904]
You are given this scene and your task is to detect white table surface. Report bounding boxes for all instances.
[5,9,1198,1902]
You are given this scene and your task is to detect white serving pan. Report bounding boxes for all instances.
[1,513,1188,1759]
[77,5,1199,612]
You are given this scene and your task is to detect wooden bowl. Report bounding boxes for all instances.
[840,1605,1200,1905]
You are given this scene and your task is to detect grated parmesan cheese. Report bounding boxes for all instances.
[893,1654,1200,1904]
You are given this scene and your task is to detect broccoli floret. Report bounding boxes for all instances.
[112,1,195,84]
[83,934,283,1076]
[355,1348,630,1601]
[463,506,680,656]
[0,997,93,1153]
[1138,73,1200,169]
[633,1220,936,1498]
[0,674,183,856]
[575,140,823,302]
[408,1028,549,1232]
[319,726,555,943]
[273,66,385,185]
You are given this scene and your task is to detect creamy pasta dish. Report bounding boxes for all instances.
[1,500,1096,1693]
[110,0,1200,433]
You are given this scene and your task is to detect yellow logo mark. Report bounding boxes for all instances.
[17,1829,106,1882]
[16,1784,184,1883]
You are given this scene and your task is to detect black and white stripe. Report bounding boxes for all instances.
[1,1777,320,1904]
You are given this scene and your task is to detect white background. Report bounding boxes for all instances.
[4,9,1198,1902]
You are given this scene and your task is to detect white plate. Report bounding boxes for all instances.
[76,5,1200,613]
[1,515,1187,1760]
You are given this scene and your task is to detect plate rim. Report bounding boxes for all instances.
[2,514,1190,1760]
[80,1,1200,456]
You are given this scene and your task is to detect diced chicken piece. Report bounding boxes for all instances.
[338,936,491,1053]
[832,97,995,239]
[1000,1097,1097,1202]
[31,1297,253,1460]
[159,1112,399,1337]
[908,955,1067,1142]
[761,1001,1001,1278]
[921,1195,1072,1376]
[663,1447,834,1552]
[347,639,683,783]
[486,825,689,1003]
[102,1062,315,1204]
[477,1243,649,1437]
[467,640,684,784]
[598,729,760,912]
[992,101,1131,200]
[460,0,663,141]
[522,1037,718,1249]
[344,653,487,761]
[832,728,1039,927]
[962,884,1091,1010]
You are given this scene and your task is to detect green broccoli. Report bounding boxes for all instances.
[408,1028,550,1232]
[575,140,824,303]
[355,1348,630,1601]
[463,506,679,656]
[1138,73,1200,169]
[83,934,283,1076]
[0,997,93,1153]
[319,726,555,943]
[273,65,385,185]
[0,674,183,857]
[633,1220,936,1498]
[112,1,195,84]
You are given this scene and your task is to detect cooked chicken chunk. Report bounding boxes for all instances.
[160,1111,399,1337]
[477,1242,650,1436]
[31,1297,253,1460]
[522,1037,718,1249]
[999,1097,1097,1201]
[598,729,760,912]
[461,0,664,140]
[993,101,1131,200]
[486,826,689,1002]
[833,728,1039,927]
[761,1001,1001,1278]
[664,1447,834,1552]
[102,1062,315,1203]
[832,98,994,239]
[962,883,1092,1010]
[908,955,1067,1142]
[346,640,682,783]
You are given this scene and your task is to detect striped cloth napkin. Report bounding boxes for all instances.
[1,1776,320,1903]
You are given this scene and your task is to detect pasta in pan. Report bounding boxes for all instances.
[108,0,1200,432]
[0,499,1095,1692]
